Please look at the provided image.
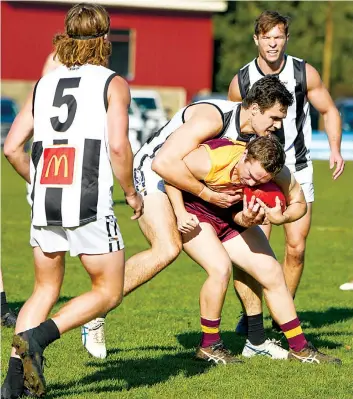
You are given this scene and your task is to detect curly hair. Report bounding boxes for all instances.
[242,75,294,113]
[255,10,290,36]
[246,135,285,176]
[53,3,111,67]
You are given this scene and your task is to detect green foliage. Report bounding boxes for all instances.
[1,157,353,398]
[214,1,353,96]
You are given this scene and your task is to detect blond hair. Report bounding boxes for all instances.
[53,3,111,67]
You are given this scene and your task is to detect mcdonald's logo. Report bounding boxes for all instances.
[40,146,75,185]
[45,154,68,178]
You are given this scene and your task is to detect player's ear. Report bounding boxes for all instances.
[253,34,259,46]
[240,149,248,163]
[251,103,260,115]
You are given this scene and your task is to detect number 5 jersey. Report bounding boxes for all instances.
[30,64,118,228]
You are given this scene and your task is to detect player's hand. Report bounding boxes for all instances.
[200,186,242,208]
[125,191,144,220]
[176,211,200,234]
[256,196,286,225]
[330,151,345,180]
[238,194,266,227]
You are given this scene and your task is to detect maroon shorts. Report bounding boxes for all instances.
[183,192,246,243]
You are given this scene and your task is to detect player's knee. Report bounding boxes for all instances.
[106,292,123,311]
[210,263,232,285]
[262,262,285,291]
[286,240,306,264]
[34,284,60,303]
[155,240,182,266]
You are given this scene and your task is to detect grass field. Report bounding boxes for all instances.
[1,157,353,399]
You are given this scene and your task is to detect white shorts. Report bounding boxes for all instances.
[292,163,314,203]
[133,155,166,196]
[30,216,124,257]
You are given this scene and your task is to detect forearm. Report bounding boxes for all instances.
[153,158,205,197]
[323,108,342,153]
[110,143,136,196]
[5,151,30,183]
[164,183,186,216]
[282,202,307,224]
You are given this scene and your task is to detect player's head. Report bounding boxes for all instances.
[53,3,111,67]
[242,75,293,135]
[237,136,285,186]
[253,10,290,65]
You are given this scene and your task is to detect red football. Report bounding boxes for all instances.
[243,181,286,212]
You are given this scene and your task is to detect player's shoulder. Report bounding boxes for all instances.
[203,137,244,150]
[287,54,305,63]
[193,98,239,111]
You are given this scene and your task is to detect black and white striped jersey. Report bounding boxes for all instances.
[134,100,244,170]
[30,64,117,228]
[237,55,312,172]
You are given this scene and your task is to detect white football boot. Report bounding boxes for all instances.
[81,317,107,359]
[242,338,288,359]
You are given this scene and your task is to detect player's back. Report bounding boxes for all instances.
[31,64,118,228]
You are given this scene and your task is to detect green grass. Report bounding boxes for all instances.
[1,157,353,399]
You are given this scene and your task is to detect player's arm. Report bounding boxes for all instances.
[3,91,34,183]
[306,63,345,180]
[261,166,307,225]
[164,183,199,234]
[228,74,243,102]
[107,76,143,220]
[152,104,241,208]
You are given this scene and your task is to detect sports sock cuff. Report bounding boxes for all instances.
[247,313,265,345]
[247,313,263,323]
[1,291,6,304]
[9,356,23,372]
[280,318,301,332]
[34,319,61,350]
[201,317,221,333]
[201,317,221,328]
[1,291,10,316]
[44,319,61,342]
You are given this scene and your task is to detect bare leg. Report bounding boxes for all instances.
[283,203,312,297]
[233,224,272,316]
[223,227,297,325]
[0,267,4,292]
[123,192,182,295]
[182,224,242,362]
[52,250,125,334]
[182,223,232,319]
[11,248,65,357]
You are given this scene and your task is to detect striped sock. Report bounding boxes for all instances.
[200,317,221,348]
[280,318,308,352]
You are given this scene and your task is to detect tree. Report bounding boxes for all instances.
[213,1,353,98]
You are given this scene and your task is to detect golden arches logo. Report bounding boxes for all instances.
[45,154,68,178]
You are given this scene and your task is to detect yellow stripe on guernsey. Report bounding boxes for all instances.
[284,326,303,339]
[201,139,246,191]
[201,325,220,334]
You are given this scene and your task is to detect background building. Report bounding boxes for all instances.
[1,0,227,113]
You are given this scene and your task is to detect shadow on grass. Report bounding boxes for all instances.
[297,307,353,328]
[177,330,246,355]
[107,345,178,356]
[47,349,215,398]
[177,327,344,354]
[7,296,74,314]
